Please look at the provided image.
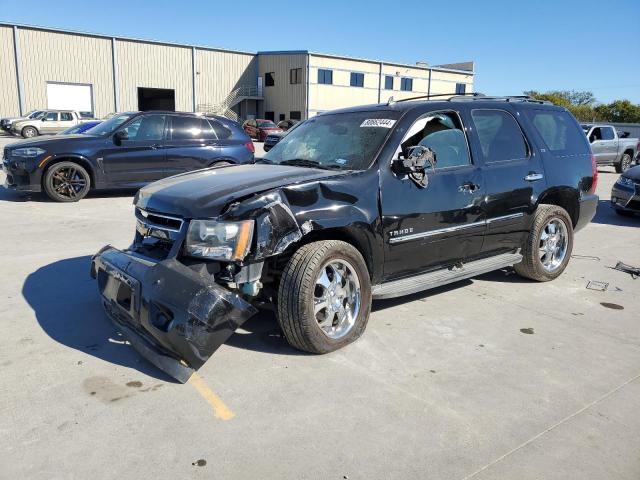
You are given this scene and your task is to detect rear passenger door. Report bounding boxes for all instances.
[466,108,546,255]
[164,116,219,176]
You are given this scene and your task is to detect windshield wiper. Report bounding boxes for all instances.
[254,158,274,164]
[280,159,342,170]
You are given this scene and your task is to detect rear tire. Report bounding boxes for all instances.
[615,153,632,173]
[277,240,371,354]
[43,161,91,202]
[514,204,574,282]
[22,126,38,138]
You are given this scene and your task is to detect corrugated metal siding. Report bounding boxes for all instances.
[259,54,307,119]
[116,40,192,112]
[0,26,19,116]
[196,50,256,108]
[18,28,114,117]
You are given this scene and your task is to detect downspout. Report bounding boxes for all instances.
[427,68,432,98]
[305,53,310,119]
[192,46,197,112]
[377,61,382,103]
[13,26,24,116]
[111,38,120,112]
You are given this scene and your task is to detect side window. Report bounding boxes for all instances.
[265,72,275,87]
[471,109,528,162]
[44,112,58,121]
[170,116,214,140]
[399,111,471,169]
[590,127,602,142]
[123,115,165,141]
[524,109,591,155]
[601,127,615,140]
[455,83,466,94]
[209,120,231,139]
[400,78,413,91]
[60,112,73,121]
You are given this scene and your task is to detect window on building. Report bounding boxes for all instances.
[265,72,275,87]
[455,83,466,94]
[318,69,333,85]
[290,111,302,120]
[471,109,528,162]
[265,111,275,121]
[350,72,364,87]
[60,112,73,121]
[279,113,286,121]
[290,68,302,84]
[400,78,413,91]
[384,75,394,90]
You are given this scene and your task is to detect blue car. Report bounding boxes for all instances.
[3,112,255,202]
[58,121,102,135]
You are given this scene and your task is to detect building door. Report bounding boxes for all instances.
[138,88,176,111]
[47,82,93,117]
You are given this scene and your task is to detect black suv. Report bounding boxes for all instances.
[2,112,254,202]
[91,96,598,382]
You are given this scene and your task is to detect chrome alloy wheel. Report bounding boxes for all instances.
[539,218,569,272]
[313,259,361,339]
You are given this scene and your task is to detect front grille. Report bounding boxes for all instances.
[136,209,183,232]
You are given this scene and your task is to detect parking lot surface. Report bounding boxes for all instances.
[1,134,639,480]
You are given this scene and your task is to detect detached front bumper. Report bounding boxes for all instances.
[2,158,42,192]
[611,182,640,213]
[91,246,257,382]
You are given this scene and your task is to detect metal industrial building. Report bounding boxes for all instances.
[0,22,474,123]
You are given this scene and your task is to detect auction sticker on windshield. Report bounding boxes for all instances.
[360,119,396,128]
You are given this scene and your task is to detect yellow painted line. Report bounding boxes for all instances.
[188,372,235,421]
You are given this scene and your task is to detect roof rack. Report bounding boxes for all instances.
[387,92,552,105]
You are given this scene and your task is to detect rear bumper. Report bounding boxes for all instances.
[575,193,598,232]
[91,245,257,382]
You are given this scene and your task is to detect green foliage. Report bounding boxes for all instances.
[524,90,640,123]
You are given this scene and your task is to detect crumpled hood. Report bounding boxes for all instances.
[134,164,347,218]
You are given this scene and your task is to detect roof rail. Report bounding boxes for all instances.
[387,92,552,105]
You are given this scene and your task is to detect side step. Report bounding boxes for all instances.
[372,251,522,300]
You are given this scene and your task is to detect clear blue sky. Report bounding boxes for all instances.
[2,0,639,103]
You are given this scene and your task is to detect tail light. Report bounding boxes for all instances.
[590,154,598,194]
[244,141,255,153]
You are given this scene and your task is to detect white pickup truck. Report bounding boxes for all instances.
[10,110,91,138]
[582,123,640,173]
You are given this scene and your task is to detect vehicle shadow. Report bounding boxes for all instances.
[22,255,177,383]
[0,187,136,203]
[591,199,639,227]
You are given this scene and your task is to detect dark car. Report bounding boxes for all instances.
[277,119,298,131]
[2,112,254,202]
[242,118,283,141]
[611,165,640,216]
[58,121,102,135]
[91,95,598,382]
[264,120,301,152]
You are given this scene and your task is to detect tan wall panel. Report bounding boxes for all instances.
[116,40,192,112]
[259,54,306,120]
[18,28,114,117]
[196,50,256,108]
[0,26,19,116]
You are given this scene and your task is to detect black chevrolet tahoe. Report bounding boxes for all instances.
[91,95,599,382]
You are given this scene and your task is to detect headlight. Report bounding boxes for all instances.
[12,147,46,157]
[617,176,634,187]
[185,220,254,261]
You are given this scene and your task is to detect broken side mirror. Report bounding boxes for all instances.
[114,130,128,145]
[391,145,437,188]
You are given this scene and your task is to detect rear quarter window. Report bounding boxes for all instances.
[525,109,590,156]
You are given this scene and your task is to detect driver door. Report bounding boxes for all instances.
[380,110,486,281]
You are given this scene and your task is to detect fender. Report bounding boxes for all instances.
[39,153,98,188]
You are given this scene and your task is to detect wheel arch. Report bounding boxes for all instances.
[22,125,39,136]
[41,155,96,189]
[536,187,579,228]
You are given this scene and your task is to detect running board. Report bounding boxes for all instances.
[372,251,522,300]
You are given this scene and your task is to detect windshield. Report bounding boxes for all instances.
[258,120,277,128]
[27,110,44,119]
[262,111,400,170]
[85,114,133,136]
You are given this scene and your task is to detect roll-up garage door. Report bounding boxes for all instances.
[46,83,93,115]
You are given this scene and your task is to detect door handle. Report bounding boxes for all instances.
[150,144,162,150]
[524,172,544,181]
[458,181,480,193]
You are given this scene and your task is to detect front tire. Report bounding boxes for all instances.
[43,161,91,202]
[615,153,632,173]
[514,204,574,282]
[277,240,371,354]
[22,126,38,138]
